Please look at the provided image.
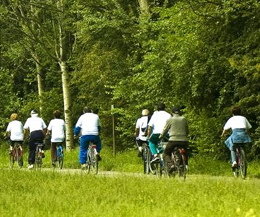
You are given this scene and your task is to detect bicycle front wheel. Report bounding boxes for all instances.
[239,148,247,179]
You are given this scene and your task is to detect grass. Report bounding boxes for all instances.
[1,142,260,216]
[0,169,260,217]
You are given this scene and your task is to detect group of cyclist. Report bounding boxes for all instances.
[5,109,66,169]
[135,103,252,174]
[4,106,102,170]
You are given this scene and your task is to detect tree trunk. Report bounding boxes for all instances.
[138,0,149,14]
[59,61,74,150]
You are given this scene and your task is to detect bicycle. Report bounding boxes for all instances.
[35,141,45,170]
[232,143,247,179]
[56,143,64,170]
[139,141,152,174]
[9,142,23,169]
[150,141,166,178]
[82,143,99,174]
[167,146,187,180]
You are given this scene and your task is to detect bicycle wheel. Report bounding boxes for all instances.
[57,147,64,169]
[143,146,151,174]
[89,148,98,174]
[86,153,91,174]
[17,148,23,168]
[35,147,42,170]
[239,148,247,179]
[9,150,15,168]
[178,154,186,180]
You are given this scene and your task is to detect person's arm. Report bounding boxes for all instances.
[134,128,139,137]
[221,129,229,137]
[147,126,152,139]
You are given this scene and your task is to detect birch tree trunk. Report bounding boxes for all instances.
[138,0,149,14]
[59,61,74,150]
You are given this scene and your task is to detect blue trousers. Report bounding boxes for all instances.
[79,135,102,164]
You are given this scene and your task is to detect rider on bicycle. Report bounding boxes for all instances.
[147,103,171,163]
[159,106,189,173]
[5,113,24,153]
[47,110,66,166]
[24,110,47,169]
[74,106,102,169]
[221,106,252,167]
[134,109,150,157]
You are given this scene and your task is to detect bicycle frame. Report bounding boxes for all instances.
[9,142,23,168]
[56,144,64,169]
[35,142,44,170]
[170,146,187,180]
[232,143,247,179]
[86,143,98,174]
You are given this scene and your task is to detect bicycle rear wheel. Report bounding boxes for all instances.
[91,149,98,174]
[17,148,23,168]
[35,148,42,170]
[143,146,151,174]
[239,148,247,179]
[57,147,64,169]
[178,154,186,180]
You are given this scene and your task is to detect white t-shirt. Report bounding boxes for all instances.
[24,115,47,133]
[136,116,149,141]
[6,120,24,141]
[48,119,66,142]
[224,115,252,130]
[148,111,171,134]
[75,113,100,135]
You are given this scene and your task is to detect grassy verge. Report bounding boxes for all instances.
[0,169,259,217]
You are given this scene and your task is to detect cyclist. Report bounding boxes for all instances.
[159,107,189,173]
[221,106,252,167]
[4,113,24,154]
[147,103,171,163]
[74,106,102,169]
[24,109,47,169]
[134,109,151,157]
[47,110,66,166]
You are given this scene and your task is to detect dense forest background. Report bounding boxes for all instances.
[1,0,260,159]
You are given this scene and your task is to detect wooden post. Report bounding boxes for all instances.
[111,105,116,157]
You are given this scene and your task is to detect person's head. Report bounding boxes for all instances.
[231,106,241,116]
[157,103,166,111]
[83,106,92,113]
[10,113,18,121]
[142,109,149,116]
[172,106,180,114]
[53,110,61,119]
[30,109,38,117]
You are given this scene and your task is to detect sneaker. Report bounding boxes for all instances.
[96,154,102,161]
[28,164,34,169]
[52,162,56,167]
[81,164,87,170]
[232,161,237,167]
[137,152,142,157]
[41,151,45,158]
[150,156,160,163]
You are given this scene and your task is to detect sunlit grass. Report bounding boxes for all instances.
[0,169,260,217]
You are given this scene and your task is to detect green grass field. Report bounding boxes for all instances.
[0,143,260,216]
